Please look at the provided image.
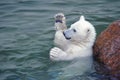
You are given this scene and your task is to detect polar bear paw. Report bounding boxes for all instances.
[54,13,65,23]
[54,13,67,30]
[50,47,67,61]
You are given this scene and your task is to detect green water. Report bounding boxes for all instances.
[0,0,120,80]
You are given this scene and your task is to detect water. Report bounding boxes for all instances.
[0,0,120,80]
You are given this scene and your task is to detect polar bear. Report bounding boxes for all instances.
[49,13,96,61]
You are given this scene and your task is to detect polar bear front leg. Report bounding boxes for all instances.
[50,47,67,61]
[54,13,67,30]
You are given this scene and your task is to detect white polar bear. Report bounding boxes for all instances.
[50,13,96,61]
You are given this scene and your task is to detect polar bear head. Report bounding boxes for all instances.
[63,16,96,46]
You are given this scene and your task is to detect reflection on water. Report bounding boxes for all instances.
[0,0,120,80]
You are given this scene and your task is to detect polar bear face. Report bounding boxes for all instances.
[63,16,95,43]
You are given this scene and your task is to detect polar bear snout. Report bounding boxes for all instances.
[63,29,75,40]
[63,31,71,40]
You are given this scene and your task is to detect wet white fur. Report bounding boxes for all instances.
[50,14,96,61]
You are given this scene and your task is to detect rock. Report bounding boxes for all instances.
[93,20,120,79]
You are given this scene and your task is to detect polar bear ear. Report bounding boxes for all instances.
[80,15,85,21]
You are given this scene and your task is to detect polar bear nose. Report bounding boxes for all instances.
[63,29,74,40]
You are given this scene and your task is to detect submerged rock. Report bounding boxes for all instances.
[93,20,120,79]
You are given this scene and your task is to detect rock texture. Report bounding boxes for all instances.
[93,20,120,79]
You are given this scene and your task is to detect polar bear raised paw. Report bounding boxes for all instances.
[55,13,65,23]
[54,13,67,30]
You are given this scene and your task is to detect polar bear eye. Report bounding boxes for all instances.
[73,29,76,32]
[87,29,90,32]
